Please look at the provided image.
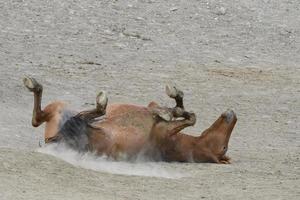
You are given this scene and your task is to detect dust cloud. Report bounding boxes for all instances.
[37,143,186,179]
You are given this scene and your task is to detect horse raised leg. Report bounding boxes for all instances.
[165,85,191,119]
[162,112,196,136]
[23,77,47,127]
[57,91,108,151]
[166,85,184,109]
[148,85,191,122]
[24,77,70,142]
[23,77,108,143]
[76,91,108,121]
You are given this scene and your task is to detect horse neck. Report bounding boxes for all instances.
[173,133,199,160]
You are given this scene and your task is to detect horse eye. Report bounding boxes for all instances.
[223,146,227,150]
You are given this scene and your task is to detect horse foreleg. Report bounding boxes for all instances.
[153,111,196,138]
[166,85,184,109]
[165,112,196,136]
[149,85,193,121]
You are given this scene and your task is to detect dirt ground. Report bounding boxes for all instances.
[0,0,299,199]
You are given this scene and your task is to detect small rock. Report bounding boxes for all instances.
[215,7,227,15]
[170,7,178,12]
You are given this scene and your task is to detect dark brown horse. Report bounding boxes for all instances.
[24,77,237,163]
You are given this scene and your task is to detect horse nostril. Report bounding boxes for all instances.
[223,146,228,154]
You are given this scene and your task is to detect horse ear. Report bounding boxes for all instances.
[148,101,159,108]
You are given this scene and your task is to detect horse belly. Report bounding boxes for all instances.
[113,126,148,158]
[90,104,155,158]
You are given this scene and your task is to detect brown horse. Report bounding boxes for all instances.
[23,77,237,164]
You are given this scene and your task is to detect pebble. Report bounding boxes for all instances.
[170,7,178,12]
[216,7,227,15]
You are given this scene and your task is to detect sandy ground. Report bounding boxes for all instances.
[0,0,299,199]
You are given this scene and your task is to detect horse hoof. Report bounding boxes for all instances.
[158,111,172,121]
[23,77,42,92]
[96,91,108,109]
[166,85,177,98]
[166,85,184,99]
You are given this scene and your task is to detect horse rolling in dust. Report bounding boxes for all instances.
[23,77,237,164]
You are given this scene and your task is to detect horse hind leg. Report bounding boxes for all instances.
[76,91,108,121]
[96,91,108,113]
[24,76,69,143]
[23,77,46,127]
